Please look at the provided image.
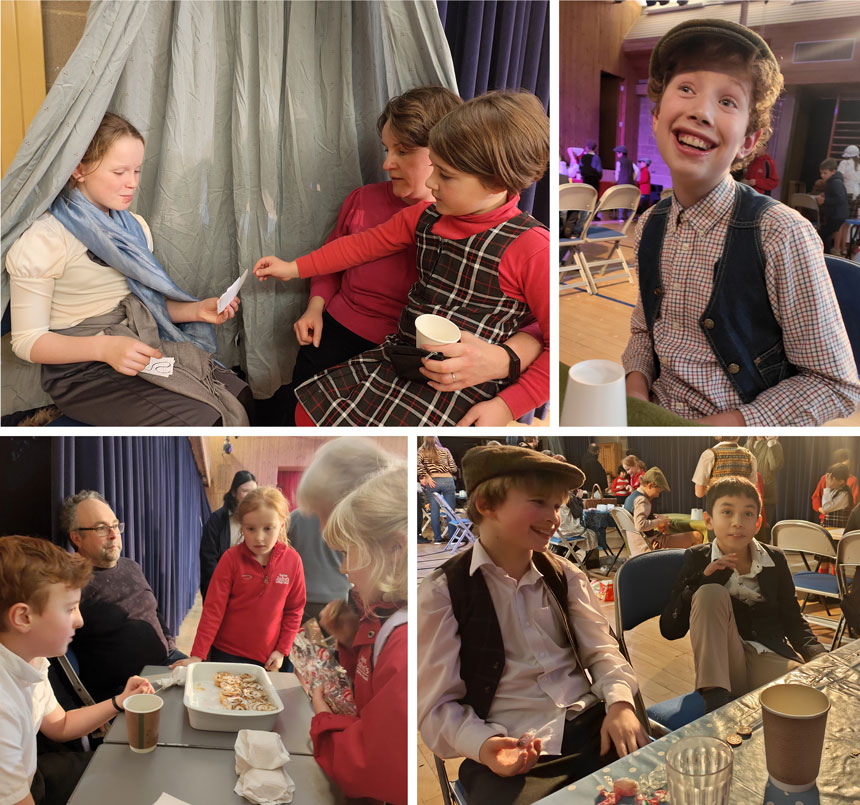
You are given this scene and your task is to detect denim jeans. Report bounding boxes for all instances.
[425,476,457,542]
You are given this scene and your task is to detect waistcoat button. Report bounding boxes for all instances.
[654,287,662,296]
[728,363,740,374]
[703,318,715,329]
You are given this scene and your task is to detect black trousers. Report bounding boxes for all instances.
[255,310,376,426]
[458,704,618,805]
[32,750,93,805]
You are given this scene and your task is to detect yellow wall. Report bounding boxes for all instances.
[1,0,46,176]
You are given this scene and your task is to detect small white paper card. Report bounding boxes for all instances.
[217,269,248,313]
[152,795,192,805]
[140,357,175,378]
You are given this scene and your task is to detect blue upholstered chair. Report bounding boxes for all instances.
[613,549,705,735]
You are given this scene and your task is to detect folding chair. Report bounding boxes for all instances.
[772,520,840,632]
[614,550,705,735]
[433,754,468,805]
[832,530,860,648]
[47,647,105,748]
[559,183,599,294]
[790,193,820,231]
[607,507,642,570]
[577,184,642,293]
[433,492,476,551]
[659,187,674,201]
[549,506,595,572]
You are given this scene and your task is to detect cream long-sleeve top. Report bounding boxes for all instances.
[5,212,153,361]
[417,540,638,762]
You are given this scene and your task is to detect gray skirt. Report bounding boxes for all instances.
[41,295,250,426]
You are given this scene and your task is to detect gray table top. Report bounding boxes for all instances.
[536,638,860,804]
[103,666,314,755]
[68,744,342,805]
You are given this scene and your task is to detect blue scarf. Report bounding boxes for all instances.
[49,188,216,353]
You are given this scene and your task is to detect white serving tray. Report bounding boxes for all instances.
[183,662,283,732]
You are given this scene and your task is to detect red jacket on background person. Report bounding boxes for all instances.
[310,606,407,805]
[191,541,306,663]
[745,153,779,194]
[811,474,860,523]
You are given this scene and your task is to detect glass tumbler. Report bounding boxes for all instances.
[666,736,733,805]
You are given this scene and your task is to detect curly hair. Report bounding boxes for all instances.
[648,39,783,170]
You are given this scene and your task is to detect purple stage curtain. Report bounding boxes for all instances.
[436,0,549,223]
[51,436,211,634]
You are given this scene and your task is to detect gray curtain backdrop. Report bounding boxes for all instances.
[1,0,457,414]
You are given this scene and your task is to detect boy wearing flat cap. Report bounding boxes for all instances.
[417,445,647,805]
[622,19,859,427]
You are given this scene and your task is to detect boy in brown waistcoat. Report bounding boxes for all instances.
[417,445,647,805]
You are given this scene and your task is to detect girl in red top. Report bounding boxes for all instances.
[253,90,550,427]
[174,487,306,671]
[309,468,408,805]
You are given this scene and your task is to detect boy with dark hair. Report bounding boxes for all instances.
[0,536,153,805]
[660,476,825,713]
[817,157,849,253]
[623,19,859,426]
[418,445,647,805]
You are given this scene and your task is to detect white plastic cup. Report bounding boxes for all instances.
[414,314,461,349]
[560,360,627,426]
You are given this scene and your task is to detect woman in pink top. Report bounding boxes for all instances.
[269,86,542,425]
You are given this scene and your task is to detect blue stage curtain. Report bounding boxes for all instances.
[436,0,549,223]
[50,437,210,635]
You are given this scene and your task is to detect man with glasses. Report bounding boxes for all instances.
[61,491,186,702]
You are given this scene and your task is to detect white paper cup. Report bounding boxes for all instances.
[415,314,461,349]
[124,693,163,753]
[560,360,627,426]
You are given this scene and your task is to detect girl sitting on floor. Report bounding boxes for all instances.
[6,113,250,425]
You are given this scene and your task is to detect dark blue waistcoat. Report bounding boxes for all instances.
[638,182,798,404]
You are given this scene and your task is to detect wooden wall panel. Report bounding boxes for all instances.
[559,0,642,157]
[200,436,407,511]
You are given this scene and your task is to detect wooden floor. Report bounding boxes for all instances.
[415,526,841,803]
[558,223,860,426]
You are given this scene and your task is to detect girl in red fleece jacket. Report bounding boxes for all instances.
[174,487,306,671]
[309,467,408,805]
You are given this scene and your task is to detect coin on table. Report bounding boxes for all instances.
[736,725,753,737]
[725,734,743,747]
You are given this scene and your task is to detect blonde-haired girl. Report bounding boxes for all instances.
[6,112,249,425]
[309,467,408,804]
[174,487,305,671]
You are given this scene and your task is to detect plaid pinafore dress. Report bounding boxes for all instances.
[294,206,544,425]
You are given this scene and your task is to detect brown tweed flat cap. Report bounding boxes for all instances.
[650,18,778,85]
[462,445,586,494]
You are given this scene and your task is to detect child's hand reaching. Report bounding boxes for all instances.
[264,649,284,671]
[599,701,649,757]
[196,297,239,325]
[311,684,333,715]
[169,656,202,669]
[117,675,155,708]
[478,735,542,777]
[456,397,513,426]
[253,256,299,282]
[100,336,162,376]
